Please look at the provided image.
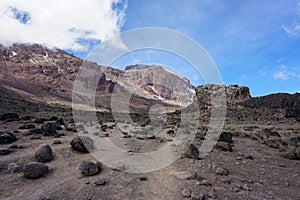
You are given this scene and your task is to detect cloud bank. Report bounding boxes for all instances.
[0,0,127,51]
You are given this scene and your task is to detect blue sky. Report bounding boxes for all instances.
[112,0,300,96]
[1,0,299,96]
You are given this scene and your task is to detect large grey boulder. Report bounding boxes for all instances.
[23,162,48,179]
[35,145,54,162]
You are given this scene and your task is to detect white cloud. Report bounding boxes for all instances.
[274,65,300,80]
[0,0,127,51]
[282,24,300,38]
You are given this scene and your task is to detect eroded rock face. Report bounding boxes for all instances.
[194,84,251,106]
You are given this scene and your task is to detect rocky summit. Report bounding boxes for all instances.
[0,43,299,200]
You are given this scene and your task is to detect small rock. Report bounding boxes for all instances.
[215,167,229,176]
[8,163,22,173]
[139,176,148,181]
[23,162,48,179]
[79,161,99,176]
[246,155,254,160]
[215,142,232,152]
[200,179,212,186]
[35,145,54,162]
[170,171,194,180]
[19,124,36,130]
[94,178,107,186]
[0,132,17,144]
[53,139,62,144]
[181,143,199,160]
[30,135,41,140]
[218,132,233,143]
[70,136,94,153]
[0,113,19,121]
[41,122,58,136]
[0,148,12,155]
[181,188,191,198]
[191,191,206,200]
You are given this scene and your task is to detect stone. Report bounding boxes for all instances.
[215,142,232,152]
[0,132,17,144]
[19,124,36,130]
[70,136,94,153]
[170,171,194,180]
[53,139,62,144]
[41,122,58,136]
[79,161,99,176]
[95,178,107,186]
[246,155,254,160]
[0,148,12,155]
[35,145,54,162]
[29,128,43,135]
[191,191,206,200]
[0,113,19,121]
[215,167,229,176]
[33,117,46,124]
[181,143,199,160]
[181,188,191,198]
[8,163,22,173]
[218,132,233,143]
[23,162,48,179]
[139,176,148,181]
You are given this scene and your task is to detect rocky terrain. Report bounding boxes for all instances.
[0,43,299,200]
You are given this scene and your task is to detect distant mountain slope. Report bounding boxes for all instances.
[0,43,195,112]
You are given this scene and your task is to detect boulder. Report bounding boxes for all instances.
[41,122,58,136]
[70,136,94,153]
[79,161,99,176]
[35,145,54,162]
[0,132,17,144]
[23,162,48,179]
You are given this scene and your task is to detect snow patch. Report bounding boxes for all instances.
[12,51,17,56]
[188,87,195,94]
[29,59,38,64]
[148,85,164,100]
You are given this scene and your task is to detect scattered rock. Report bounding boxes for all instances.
[35,145,54,162]
[8,163,22,173]
[215,142,232,152]
[53,139,62,144]
[181,188,191,198]
[191,191,206,200]
[23,162,48,179]
[218,132,233,143]
[0,113,19,121]
[41,122,58,136]
[70,136,94,153]
[170,171,195,180]
[94,178,107,186]
[246,155,254,160]
[33,117,46,124]
[0,132,17,144]
[19,124,36,129]
[28,128,43,135]
[139,176,148,181]
[79,161,99,176]
[30,135,41,140]
[215,167,229,176]
[0,148,12,155]
[181,143,199,160]
[9,144,24,149]
[200,179,212,186]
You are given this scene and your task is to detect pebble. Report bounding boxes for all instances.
[181,188,191,197]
